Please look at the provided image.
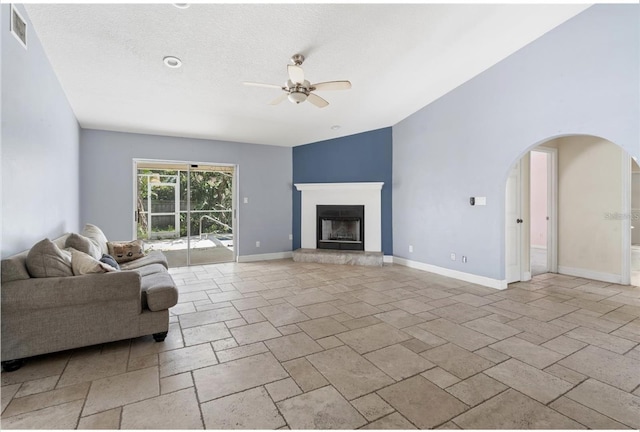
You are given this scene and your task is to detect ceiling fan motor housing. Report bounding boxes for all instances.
[286,79,310,104]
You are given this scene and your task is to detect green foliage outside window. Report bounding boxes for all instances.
[137,168,233,239]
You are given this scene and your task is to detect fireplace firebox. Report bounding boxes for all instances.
[317,205,364,251]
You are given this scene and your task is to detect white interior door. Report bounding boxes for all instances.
[506,161,522,283]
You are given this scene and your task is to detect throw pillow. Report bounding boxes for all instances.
[65,233,102,260]
[82,224,109,255]
[99,253,120,270]
[26,238,73,278]
[70,249,117,275]
[107,240,145,263]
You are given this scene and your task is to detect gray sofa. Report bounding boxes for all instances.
[1,233,178,371]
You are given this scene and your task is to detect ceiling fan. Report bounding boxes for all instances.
[243,54,351,108]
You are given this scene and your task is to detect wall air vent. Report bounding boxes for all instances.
[10,5,27,49]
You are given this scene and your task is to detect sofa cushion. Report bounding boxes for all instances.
[107,240,145,264]
[130,263,167,278]
[99,254,120,270]
[82,224,109,255]
[119,250,168,270]
[65,233,102,260]
[141,272,178,311]
[70,249,117,275]
[26,239,73,278]
[1,251,31,282]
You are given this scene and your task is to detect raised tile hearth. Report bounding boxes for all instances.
[293,248,383,267]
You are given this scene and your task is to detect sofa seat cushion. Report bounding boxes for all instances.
[141,272,178,312]
[120,250,168,270]
[131,263,167,278]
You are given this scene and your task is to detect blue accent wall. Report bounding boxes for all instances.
[292,127,393,255]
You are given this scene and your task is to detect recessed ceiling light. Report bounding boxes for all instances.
[331,125,341,130]
[173,4,190,9]
[163,56,182,68]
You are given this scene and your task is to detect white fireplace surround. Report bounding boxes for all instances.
[295,182,384,252]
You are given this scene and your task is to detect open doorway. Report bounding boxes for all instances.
[134,161,237,267]
[506,135,631,286]
[529,148,557,277]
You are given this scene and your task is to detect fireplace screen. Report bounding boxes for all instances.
[320,219,361,242]
[316,205,364,251]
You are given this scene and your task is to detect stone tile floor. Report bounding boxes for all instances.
[2,260,640,429]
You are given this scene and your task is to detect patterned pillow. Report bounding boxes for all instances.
[107,240,145,263]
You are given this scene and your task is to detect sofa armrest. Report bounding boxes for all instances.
[1,271,142,311]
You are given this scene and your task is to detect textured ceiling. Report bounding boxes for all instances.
[25,3,590,147]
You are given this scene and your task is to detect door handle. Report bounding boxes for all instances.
[516,218,523,223]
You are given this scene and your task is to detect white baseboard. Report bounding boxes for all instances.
[393,257,507,290]
[522,271,532,282]
[558,266,622,284]
[383,255,393,263]
[237,252,293,263]
[531,245,547,250]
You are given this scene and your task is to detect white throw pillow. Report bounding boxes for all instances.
[82,224,109,256]
[70,248,117,275]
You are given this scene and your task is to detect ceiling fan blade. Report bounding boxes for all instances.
[243,82,283,89]
[311,81,352,91]
[307,93,329,108]
[269,93,288,105]
[288,65,305,84]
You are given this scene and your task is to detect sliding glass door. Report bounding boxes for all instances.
[135,161,236,267]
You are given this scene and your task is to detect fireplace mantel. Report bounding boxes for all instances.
[295,182,384,252]
[295,182,383,191]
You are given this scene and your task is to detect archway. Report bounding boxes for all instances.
[505,134,633,286]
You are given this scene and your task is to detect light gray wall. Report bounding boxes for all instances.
[80,129,292,257]
[393,5,639,280]
[1,4,80,257]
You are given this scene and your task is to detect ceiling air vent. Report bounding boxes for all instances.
[10,5,27,49]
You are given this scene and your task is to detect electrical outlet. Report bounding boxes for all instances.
[289,234,293,240]
[462,256,467,263]
[243,197,249,204]
[256,241,260,248]
[450,253,456,261]
[409,245,413,253]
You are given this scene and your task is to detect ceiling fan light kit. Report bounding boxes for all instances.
[288,91,308,104]
[243,53,351,108]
